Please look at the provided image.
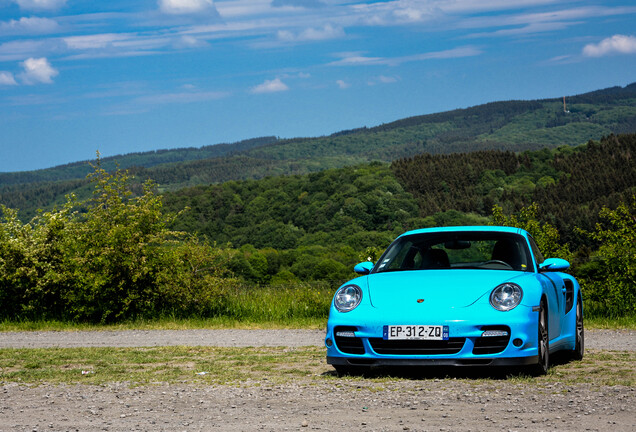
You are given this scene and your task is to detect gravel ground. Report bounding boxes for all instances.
[0,329,634,432]
[0,328,634,350]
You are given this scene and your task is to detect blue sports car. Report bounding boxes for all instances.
[325,226,584,375]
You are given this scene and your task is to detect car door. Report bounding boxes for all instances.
[528,236,564,340]
[538,271,565,339]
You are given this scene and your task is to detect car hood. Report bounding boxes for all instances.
[366,269,527,309]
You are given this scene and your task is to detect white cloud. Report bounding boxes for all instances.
[329,46,481,66]
[61,33,181,59]
[351,0,441,26]
[18,57,58,84]
[215,0,273,18]
[378,75,397,84]
[134,90,229,105]
[12,0,66,11]
[250,78,289,94]
[277,23,344,42]
[271,0,326,9]
[158,0,218,15]
[0,17,59,35]
[336,79,349,89]
[0,39,62,62]
[368,75,398,86]
[173,35,209,48]
[583,34,636,57]
[64,34,131,50]
[0,71,18,86]
[331,54,381,66]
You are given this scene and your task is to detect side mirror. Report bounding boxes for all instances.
[539,258,570,272]
[354,261,374,275]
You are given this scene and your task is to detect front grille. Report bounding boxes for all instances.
[334,326,365,354]
[368,337,465,355]
[472,326,511,355]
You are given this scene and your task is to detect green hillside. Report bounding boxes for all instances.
[2,83,635,218]
[0,136,279,186]
[163,134,636,253]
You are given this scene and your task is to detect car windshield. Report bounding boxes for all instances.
[373,231,532,273]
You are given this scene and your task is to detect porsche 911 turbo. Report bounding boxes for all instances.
[325,226,584,375]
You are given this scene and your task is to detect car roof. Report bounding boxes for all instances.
[399,225,528,238]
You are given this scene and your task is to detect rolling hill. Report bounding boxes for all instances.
[2,82,635,218]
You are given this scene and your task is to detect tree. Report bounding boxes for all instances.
[65,159,182,322]
[491,202,571,260]
[577,196,636,316]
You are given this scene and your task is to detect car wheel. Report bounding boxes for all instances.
[531,299,549,376]
[570,295,584,361]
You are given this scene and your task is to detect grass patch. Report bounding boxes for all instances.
[0,347,633,388]
[0,346,327,386]
[0,316,328,332]
[585,315,636,329]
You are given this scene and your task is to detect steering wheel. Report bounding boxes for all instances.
[483,259,513,269]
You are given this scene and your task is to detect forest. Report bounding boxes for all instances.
[0,134,634,322]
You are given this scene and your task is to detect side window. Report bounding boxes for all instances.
[528,236,544,265]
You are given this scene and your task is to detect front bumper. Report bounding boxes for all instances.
[327,355,538,367]
[325,304,540,368]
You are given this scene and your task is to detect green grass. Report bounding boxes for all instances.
[0,346,326,386]
[0,316,328,332]
[0,347,632,387]
[585,315,636,329]
[0,283,334,331]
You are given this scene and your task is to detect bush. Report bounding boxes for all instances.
[0,160,239,323]
[577,196,636,317]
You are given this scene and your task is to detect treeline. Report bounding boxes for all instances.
[165,134,636,254]
[0,136,279,186]
[393,134,636,247]
[163,162,493,286]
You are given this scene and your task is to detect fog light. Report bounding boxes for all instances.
[481,330,509,337]
[335,331,356,338]
[325,338,333,347]
[513,338,523,347]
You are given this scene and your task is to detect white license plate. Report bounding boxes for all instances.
[383,325,449,340]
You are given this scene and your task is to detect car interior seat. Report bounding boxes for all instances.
[420,248,450,269]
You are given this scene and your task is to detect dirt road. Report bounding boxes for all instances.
[0,329,634,432]
[0,328,634,350]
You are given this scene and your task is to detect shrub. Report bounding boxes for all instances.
[577,196,636,317]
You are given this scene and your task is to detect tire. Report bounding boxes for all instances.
[531,299,550,376]
[570,295,584,361]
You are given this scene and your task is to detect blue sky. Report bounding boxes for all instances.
[0,0,635,172]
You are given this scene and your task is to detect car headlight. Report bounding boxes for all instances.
[490,283,523,311]
[334,284,362,312]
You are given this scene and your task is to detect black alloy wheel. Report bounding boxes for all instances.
[571,295,584,361]
[532,299,550,376]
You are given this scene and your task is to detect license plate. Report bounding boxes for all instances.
[383,325,449,340]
